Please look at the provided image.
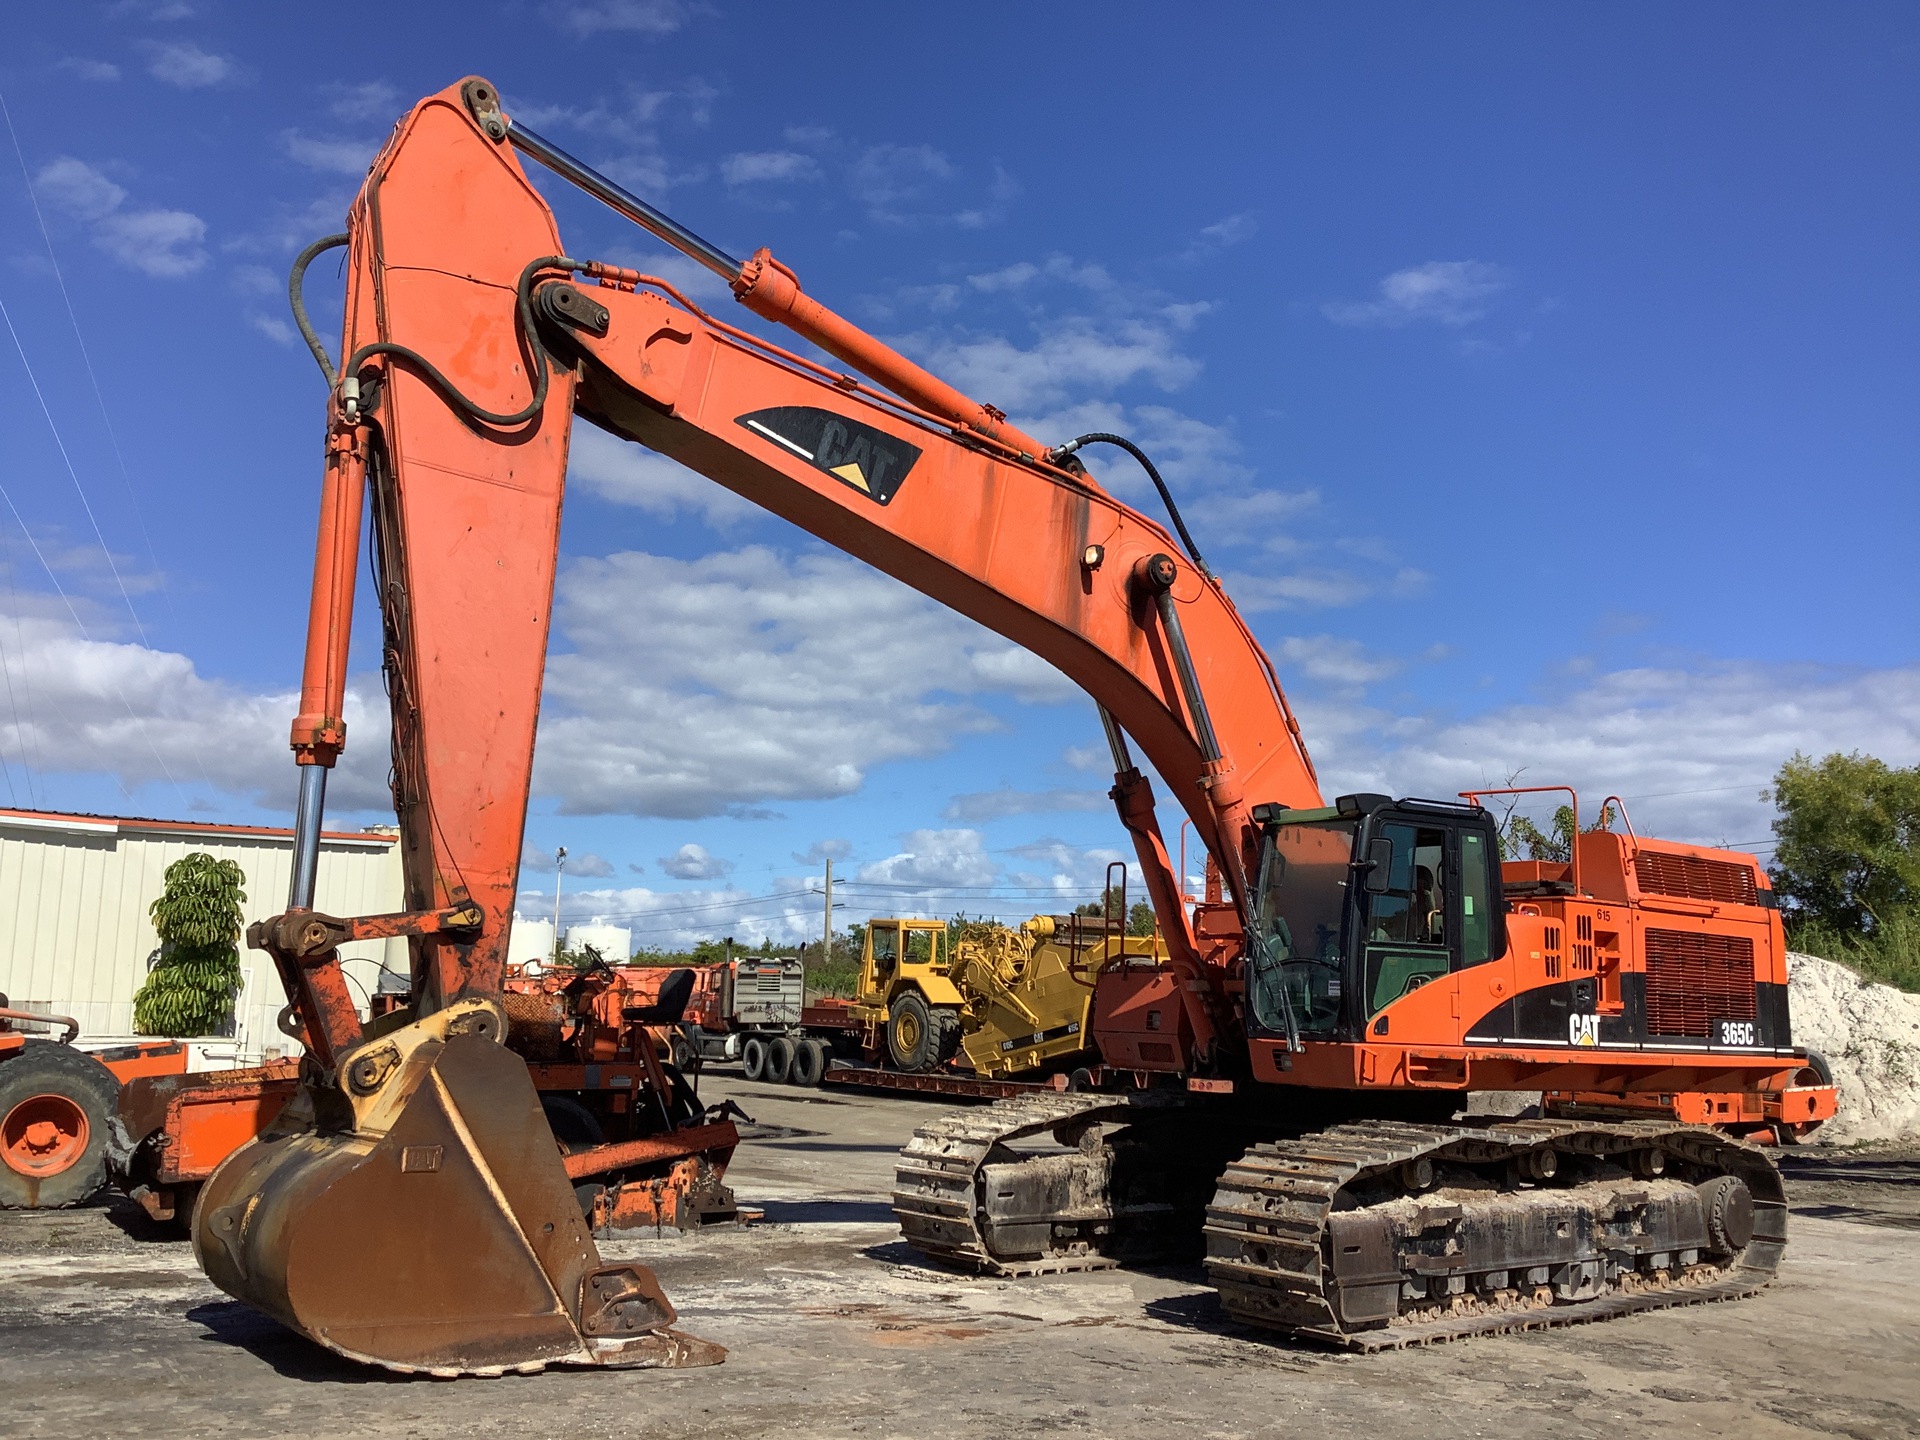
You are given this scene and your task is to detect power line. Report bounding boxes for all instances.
[0,87,174,628]
[0,354,176,806]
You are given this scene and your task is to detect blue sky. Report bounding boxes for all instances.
[0,2,1914,948]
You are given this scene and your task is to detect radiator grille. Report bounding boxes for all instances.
[1542,924,1562,979]
[1644,929,1756,1036]
[1635,852,1759,905]
[1573,913,1595,972]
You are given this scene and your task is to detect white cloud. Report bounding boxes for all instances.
[35,158,207,277]
[1274,635,1402,688]
[1224,566,1426,612]
[793,838,852,865]
[1324,261,1508,328]
[521,843,613,877]
[944,787,1108,822]
[530,546,1081,818]
[1198,213,1257,247]
[659,842,732,880]
[0,604,390,814]
[919,322,1200,411]
[144,42,234,89]
[516,880,823,950]
[327,81,399,123]
[35,158,125,221]
[967,261,1038,293]
[853,143,955,221]
[283,131,377,176]
[94,208,208,277]
[247,313,296,345]
[1062,742,1109,773]
[567,424,756,525]
[1312,662,1920,849]
[857,828,996,889]
[551,0,690,35]
[721,151,819,184]
[108,0,195,17]
[58,58,120,82]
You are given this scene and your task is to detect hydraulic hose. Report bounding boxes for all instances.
[338,254,578,429]
[1048,432,1212,579]
[288,233,349,386]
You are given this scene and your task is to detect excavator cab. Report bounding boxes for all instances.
[1245,795,1507,1043]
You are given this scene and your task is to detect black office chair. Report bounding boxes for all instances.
[622,967,696,1026]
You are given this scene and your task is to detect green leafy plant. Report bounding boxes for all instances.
[133,853,247,1037]
[1496,802,1615,863]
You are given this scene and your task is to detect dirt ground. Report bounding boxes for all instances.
[2,1073,1915,1440]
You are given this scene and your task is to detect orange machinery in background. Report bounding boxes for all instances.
[0,1001,187,1211]
[114,960,744,1233]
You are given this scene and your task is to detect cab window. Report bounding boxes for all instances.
[870,925,900,971]
[1459,829,1495,966]
[1368,824,1448,947]
[904,928,939,966]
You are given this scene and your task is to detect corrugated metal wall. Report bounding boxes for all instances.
[0,812,405,1063]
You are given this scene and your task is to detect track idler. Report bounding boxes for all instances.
[192,1000,724,1376]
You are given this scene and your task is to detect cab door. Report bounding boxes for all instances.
[1361,820,1455,1016]
[1356,811,1502,1021]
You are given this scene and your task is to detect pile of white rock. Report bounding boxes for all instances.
[1788,951,1920,1144]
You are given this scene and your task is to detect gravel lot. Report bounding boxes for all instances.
[2,1072,1915,1440]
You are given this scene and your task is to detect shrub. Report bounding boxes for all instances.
[133,853,247,1037]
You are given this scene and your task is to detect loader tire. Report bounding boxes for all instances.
[885,993,960,1073]
[741,1035,769,1082]
[540,1095,604,1155]
[765,1036,795,1085]
[790,1037,827,1087]
[0,1041,120,1209]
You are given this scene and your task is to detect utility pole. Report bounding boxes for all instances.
[820,856,834,975]
[551,846,567,964]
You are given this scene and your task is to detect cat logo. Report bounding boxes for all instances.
[1568,1013,1601,1047]
[734,406,922,505]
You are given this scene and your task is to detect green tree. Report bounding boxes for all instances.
[133,853,246,1037]
[1499,803,1616,863]
[1769,752,1920,933]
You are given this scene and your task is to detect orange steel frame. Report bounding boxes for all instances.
[269,79,1820,1119]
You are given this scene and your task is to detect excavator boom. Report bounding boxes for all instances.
[198,76,1314,1374]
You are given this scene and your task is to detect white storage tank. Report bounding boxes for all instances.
[563,920,632,964]
[506,914,557,970]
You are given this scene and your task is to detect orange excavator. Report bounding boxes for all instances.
[198,77,1834,1372]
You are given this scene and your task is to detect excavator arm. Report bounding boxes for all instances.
[196,77,1320,1376]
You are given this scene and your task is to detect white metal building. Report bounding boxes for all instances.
[0,808,405,1064]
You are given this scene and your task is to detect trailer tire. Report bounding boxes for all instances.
[0,1041,120,1209]
[790,1037,827,1087]
[765,1036,795,1085]
[741,1035,769,1082]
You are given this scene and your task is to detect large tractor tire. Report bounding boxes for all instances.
[0,1041,121,1209]
[885,993,961,1073]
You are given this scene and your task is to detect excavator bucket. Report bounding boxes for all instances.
[192,1002,724,1376]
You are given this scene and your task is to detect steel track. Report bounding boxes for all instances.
[1204,1117,1786,1349]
